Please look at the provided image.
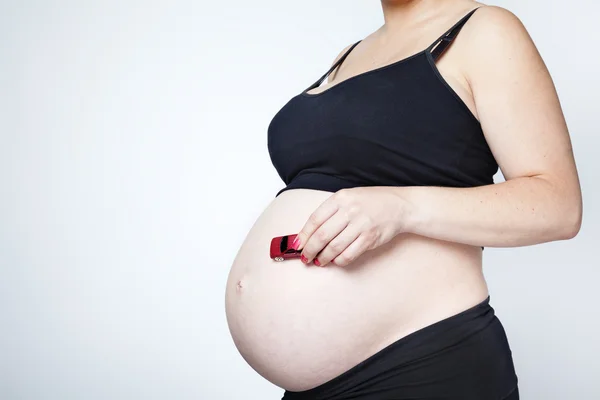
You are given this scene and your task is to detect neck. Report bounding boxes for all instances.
[379,0,460,32]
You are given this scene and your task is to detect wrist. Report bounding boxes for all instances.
[391,186,424,235]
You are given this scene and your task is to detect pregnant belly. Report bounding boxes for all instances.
[225,189,488,392]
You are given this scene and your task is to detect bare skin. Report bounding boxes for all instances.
[225,0,582,392]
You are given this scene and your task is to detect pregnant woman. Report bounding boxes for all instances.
[225,1,582,399]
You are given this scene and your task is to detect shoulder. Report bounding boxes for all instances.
[462,5,535,58]
[458,5,547,89]
[331,42,357,66]
[326,42,357,82]
[469,4,525,28]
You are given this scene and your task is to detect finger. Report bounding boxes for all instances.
[301,210,349,264]
[331,233,371,267]
[293,196,341,250]
[314,223,362,267]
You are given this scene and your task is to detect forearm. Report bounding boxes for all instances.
[396,176,582,248]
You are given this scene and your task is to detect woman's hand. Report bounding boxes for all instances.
[290,186,412,267]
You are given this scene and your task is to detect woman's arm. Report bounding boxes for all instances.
[398,6,582,248]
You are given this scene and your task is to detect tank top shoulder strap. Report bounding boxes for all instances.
[426,6,483,61]
[304,40,362,93]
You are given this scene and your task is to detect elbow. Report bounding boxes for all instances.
[557,200,583,240]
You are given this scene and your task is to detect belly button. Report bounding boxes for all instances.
[236,280,244,291]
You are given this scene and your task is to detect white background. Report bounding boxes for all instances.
[1,1,598,399]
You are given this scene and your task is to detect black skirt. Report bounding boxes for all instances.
[282,296,519,400]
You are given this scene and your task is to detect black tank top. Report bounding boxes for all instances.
[268,7,497,198]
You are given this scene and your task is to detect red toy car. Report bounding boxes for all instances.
[270,234,302,261]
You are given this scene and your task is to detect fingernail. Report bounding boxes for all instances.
[301,254,308,264]
[314,258,321,267]
[291,236,300,250]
